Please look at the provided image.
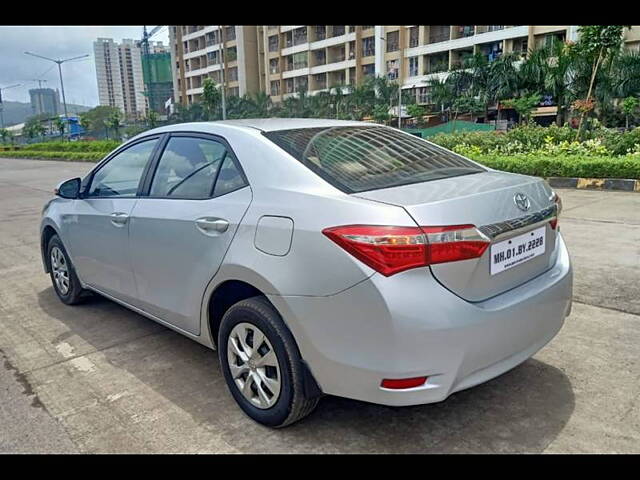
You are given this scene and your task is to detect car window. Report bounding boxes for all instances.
[213,153,247,197]
[87,138,158,198]
[149,137,228,199]
[263,126,485,193]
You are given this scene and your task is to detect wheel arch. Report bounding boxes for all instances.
[41,223,60,273]
[205,277,323,399]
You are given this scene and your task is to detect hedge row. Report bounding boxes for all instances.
[429,124,640,156]
[13,140,121,153]
[471,154,640,179]
[3,150,107,162]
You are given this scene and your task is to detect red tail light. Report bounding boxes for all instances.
[550,192,562,230]
[322,224,490,277]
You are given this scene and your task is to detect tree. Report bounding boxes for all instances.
[202,77,221,120]
[80,105,121,137]
[24,122,45,142]
[24,114,49,141]
[105,110,123,140]
[54,117,66,138]
[621,96,639,129]
[453,95,486,123]
[519,39,576,126]
[79,113,92,133]
[407,104,426,118]
[372,104,391,124]
[427,77,454,119]
[145,110,159,128]
[502,93,543,124]
[573,25,628,139]
[486,53,521,121]
[0,128,11,144]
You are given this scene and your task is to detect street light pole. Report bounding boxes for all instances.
[24,51,89,137]
[56,62,68,121]
[218,26,227,120]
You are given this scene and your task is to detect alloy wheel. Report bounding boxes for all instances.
[51,246,70,295]
[227,322,282,409]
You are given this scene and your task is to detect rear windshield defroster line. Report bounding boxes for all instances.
[263,126,485,193]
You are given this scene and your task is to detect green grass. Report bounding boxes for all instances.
[0,140,120,162]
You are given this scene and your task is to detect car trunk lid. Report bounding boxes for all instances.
[353,170,560,302]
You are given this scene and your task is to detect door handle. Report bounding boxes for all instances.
[195,217,229,234]
[110,212,129,227]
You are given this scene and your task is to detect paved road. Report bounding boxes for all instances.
[0,157,639,453]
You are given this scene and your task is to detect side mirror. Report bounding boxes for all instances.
[55,177,81,199]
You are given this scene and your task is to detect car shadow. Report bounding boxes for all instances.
[38,287,575,453]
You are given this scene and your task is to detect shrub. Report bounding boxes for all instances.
[2,150,106,162]
[468,154,640,179]
[19,140,121,153]
[429,124,630,156]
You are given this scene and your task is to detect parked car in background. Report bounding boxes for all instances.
[40,119,572,427]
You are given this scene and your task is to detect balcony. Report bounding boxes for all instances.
[455,26,475,39]
[428,32,450,44]
[294,28,308,46]
[312,50,326,66]
[331,26,345,37]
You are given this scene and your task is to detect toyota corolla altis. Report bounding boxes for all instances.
[41,119,572,427]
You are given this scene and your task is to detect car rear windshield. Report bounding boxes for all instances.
[263,125,485,193]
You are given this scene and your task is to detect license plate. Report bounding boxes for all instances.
[490,226,546,275]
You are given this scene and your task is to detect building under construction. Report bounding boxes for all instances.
[29,88,61,116]
[141,51,173,116]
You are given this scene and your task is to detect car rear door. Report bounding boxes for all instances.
[128,133,252,335]
[67,136,161,304]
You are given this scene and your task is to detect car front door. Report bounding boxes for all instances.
[128,133,252,335]
[67,136,161,304]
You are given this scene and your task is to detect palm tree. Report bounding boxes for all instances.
[427,77,453,120]
[486,53,521,121]
[54,117,66,139]
[519,40,574,125]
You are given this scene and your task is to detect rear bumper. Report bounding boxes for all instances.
[270,233,572,406]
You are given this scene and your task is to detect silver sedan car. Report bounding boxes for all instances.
[41,119,572,427]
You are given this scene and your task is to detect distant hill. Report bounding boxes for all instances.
[0,100,92,127]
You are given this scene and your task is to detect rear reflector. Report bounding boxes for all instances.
[323,224,490,276]
[381,377,427,389]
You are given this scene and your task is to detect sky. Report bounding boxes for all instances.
[0,26,170,107]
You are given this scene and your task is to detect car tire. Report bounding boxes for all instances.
[218,296,320,428]
[47,234,85,305]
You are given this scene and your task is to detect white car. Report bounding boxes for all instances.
[41,119,572,427]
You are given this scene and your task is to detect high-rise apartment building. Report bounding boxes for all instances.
[29,88,60,116]
[93,38,147,118]
[169,26,640,107]
[169,26,260,105]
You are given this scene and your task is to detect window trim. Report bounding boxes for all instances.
[80,134,164,200]
[139,131,250,201]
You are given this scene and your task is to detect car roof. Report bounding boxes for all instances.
[142,118,375,136]
[209,118,374,132]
